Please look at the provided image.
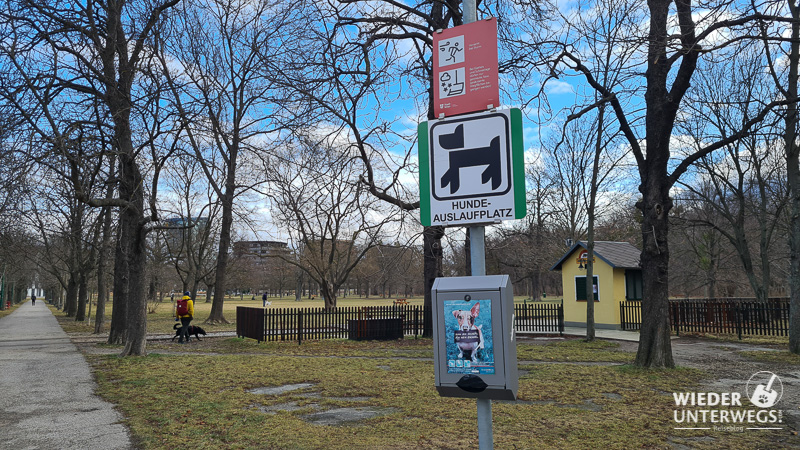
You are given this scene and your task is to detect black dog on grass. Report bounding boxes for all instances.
[172,323,207,342]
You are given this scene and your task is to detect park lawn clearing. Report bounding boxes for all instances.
[88,338,783,449]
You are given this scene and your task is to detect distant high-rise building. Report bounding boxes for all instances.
[233,240,290,264]
[163,217,209,259]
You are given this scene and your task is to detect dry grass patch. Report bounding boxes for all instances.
[87,338,786,449]
[516,338,633,363]
[738,350,800,365]
[147,337,433,358]
[678,332,789,347]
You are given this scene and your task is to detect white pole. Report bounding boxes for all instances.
[477,397,493,449]
[469,226,486,276]
[463,0,476,24]
[470,226,492,450]
[462,0,491,445]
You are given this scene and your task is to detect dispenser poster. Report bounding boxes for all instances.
[443,299,495,375]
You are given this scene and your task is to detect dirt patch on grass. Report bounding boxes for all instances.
[669,336,800,447]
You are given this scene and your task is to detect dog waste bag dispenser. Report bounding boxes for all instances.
[432,275,517,400]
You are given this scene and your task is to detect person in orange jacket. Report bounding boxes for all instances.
[174,291,194,343]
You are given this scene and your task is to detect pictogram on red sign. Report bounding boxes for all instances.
[433,18,499,118]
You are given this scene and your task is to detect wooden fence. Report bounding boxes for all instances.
[619,298,790,339]
[619,300,642,332]
[237,301,564,344]
[514,302,564,335]
[237,305,425,343]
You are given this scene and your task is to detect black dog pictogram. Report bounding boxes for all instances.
[439,124,501,195]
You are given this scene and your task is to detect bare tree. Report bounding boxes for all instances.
[279,0,464,334]
[158,153,220,299]
[156,0,310,323]
[759,0,800,354]
[0,0,181,356]
[265,138,404,309]
[521,0,798,367]
[677,48,789,303]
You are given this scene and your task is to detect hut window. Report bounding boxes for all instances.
[625,270,643,300]
[575,276,598,301]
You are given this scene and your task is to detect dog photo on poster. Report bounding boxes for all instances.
[444,299,494,375]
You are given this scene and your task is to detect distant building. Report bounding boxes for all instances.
[233,240,290,263]
[163,217,209,258]
[164,216,209,231]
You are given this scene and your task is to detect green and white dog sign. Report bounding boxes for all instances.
[418,108,526,227]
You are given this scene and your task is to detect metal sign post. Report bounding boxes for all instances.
[469,226,492,449]
[462,3,491,445]
[423,6,522,449]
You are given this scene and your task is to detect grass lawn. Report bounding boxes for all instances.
[86,337,786,449]
[58,295,558,336]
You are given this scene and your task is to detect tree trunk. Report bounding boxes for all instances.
[207,146,238,323]
[320,280,337,309]
[584,245,595,342]
[704,236,717,298]
[76,273,88,321]
[148,277,158,305]
[585,102,605,342]
[118,224,148,356]
[634,189,675,368]
[786,1,800,355]
[117,132,149,357]
[633,0,691,368]
[94,204,113,333]
[208,199,232,323]
[423,226,444,337]
[65,274,78,317]
[790,163,800,353]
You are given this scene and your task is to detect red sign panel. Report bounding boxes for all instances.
[433,18,499,118]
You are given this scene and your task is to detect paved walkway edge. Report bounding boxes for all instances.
[0,302,134,449]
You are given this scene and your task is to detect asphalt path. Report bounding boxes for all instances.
[0,301,133,449]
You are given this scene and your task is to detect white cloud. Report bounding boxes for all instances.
[545,80,574,95]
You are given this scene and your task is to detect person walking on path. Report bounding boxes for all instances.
[175,291,194,343]
[0,297,132,449]
[31,294,35,306]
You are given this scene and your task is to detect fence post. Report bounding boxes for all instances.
[263,308,268,342]
[558,300,564,336]
[298,310,303,345]
[735,303,742,341]
[414,306,419,338]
